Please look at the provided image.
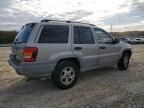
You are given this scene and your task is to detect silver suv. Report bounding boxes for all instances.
[9,19,132,89]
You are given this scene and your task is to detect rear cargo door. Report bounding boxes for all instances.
[11,23,34,61]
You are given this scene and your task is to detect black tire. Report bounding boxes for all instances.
[52,61,79,89]
[117,52,130,71]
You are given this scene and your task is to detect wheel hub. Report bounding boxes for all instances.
[60,67,75,85]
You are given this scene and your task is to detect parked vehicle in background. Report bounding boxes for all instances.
[129,38,137,44]
[123,38,144,44]
[119,38,131,44]
[134,38,144,44]
[128,38,137,44]
[118,38,138,44]
[9,19,132,89]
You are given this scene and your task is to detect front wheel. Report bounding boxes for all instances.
[117,52,130,71]
[52,61,79,89]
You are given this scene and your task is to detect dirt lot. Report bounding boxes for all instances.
[0,45,144,108]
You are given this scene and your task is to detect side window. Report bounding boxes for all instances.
[74,26,80,44]
[94,29,113,44]
[74,26,94,44]
[38,25,69,43]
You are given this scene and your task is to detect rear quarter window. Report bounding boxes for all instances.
[38,25,69,43]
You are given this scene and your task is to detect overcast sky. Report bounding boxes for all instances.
[0,0,144,31]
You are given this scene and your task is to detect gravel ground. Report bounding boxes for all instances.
[0,45,144,108]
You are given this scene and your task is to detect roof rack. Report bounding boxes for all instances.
[40,19,95,26]
[41,19,71,23]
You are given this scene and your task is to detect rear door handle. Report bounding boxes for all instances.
[74,47,82,50]
[99,46,106,49]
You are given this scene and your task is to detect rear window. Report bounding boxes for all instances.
[14,24,34,43]
[38,25,69,43]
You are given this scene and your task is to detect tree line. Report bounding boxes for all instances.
[0,30,144,44]
[0,31,17,44]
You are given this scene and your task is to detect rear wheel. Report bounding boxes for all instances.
[117,52,130,70]
[52,61,79,89]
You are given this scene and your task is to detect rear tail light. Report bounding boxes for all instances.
[23,47,38,62]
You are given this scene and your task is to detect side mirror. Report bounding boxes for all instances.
[113,38,119,44]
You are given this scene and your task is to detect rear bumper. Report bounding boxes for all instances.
[9,55,55,78]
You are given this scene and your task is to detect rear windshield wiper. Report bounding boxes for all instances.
[13,40,23,44]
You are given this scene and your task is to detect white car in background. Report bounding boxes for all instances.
[126,38,134,44]
[132,38,144,44]
[126,38,136,44]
